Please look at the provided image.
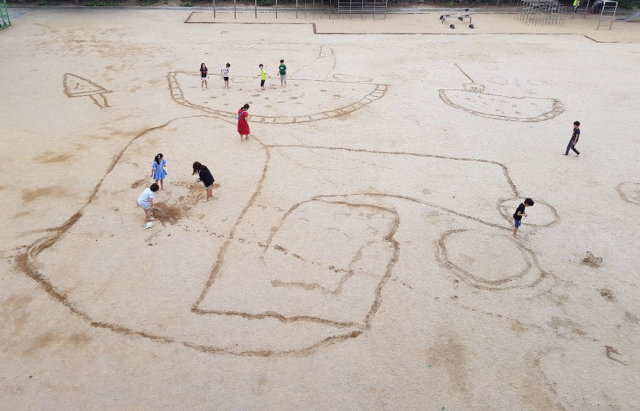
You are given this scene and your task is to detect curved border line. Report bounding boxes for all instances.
[439,89,565,123]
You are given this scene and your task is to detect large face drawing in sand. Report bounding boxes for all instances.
[439,64,564,122]
[19,46,561,356]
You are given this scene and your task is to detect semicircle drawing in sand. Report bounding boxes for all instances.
[439,64,564,123]
[15,115,561,357]
[168,46,388,125]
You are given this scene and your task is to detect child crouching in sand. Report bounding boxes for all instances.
[192,161,215,202]
[137,183,159,221]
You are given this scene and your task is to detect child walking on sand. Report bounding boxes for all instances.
[278,59,287,87]
[200,63,208,90]
[221,63,230,89]
[237,103,250,142]
[151,153,167,190]
[564,121,581,156]
[137,183,159,222]
[513,198,534,238]
[192,161,215,202]
[259,64,269,91]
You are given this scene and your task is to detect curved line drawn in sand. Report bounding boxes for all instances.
[616,182,640,205]
[63,73,111,108]
[168,46,387,125]
[437,229,548,290]
[332,73,374,83]
[290,45,336,81]
[488,77,510,85]
[169,72,387,125]
[14,114,559,356]
[498,198,560,228]
[439,64,564,123]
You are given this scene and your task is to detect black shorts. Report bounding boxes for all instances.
[260,80,265,87]
[223,77,229,81]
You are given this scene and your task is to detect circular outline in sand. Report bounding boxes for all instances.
[497,198,559,228]
[437,229,546,290]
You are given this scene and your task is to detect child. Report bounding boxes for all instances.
[259,64,269,91]
[151,153,167,190]
[278,59,287,87]
[221,63,231,89]
[513,198,534,238]
[200,63,208,90]
[137,183,159,222]
[564,121,581,156]
[192,161,215,202]
[237,104,250,142]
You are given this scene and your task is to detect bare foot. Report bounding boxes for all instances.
[202,199,209,202]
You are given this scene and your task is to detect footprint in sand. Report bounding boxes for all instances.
[251,94,260,97]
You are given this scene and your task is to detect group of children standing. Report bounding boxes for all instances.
[136,153,216,223]
[198,60,287,91]
[198,60,288,143]
[199,63,231,90]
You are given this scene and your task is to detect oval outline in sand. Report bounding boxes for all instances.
[439,89,565,123]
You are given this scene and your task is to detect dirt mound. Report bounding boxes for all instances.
[582,251,603,268]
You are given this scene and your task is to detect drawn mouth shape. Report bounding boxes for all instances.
[439,84,564,123]
[169,72,387,125]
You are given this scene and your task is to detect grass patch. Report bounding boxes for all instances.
[257,0,274,5]
[85,1,120,6]
[138,0,160,6]
[39,0,60,5]
[180,1,193,6]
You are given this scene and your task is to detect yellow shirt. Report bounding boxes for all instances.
[260,69,266,80]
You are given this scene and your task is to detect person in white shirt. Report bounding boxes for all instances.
[221,63,231,89]
[137,183,159,222]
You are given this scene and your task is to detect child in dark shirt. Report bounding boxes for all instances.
[513,198,534,238]
[192,161,215,202]
[565,121,581,156]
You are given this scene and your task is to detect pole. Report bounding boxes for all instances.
[276,0,278,18]
[255,0,257,18]
[234,0,237,18]
[213,0,216,18]
[296,0,298,18]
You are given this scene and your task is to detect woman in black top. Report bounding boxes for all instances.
[200,63,208,90]
[193,161,215,202]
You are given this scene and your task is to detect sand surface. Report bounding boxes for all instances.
[1,7,640,410]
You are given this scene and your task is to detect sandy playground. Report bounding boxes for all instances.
[1,6,640,410]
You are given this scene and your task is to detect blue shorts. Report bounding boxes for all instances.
[205,186,211,190]
[514,219,521,228]
[138,202,151,210]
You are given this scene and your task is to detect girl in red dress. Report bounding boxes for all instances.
[237,104,250,142]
